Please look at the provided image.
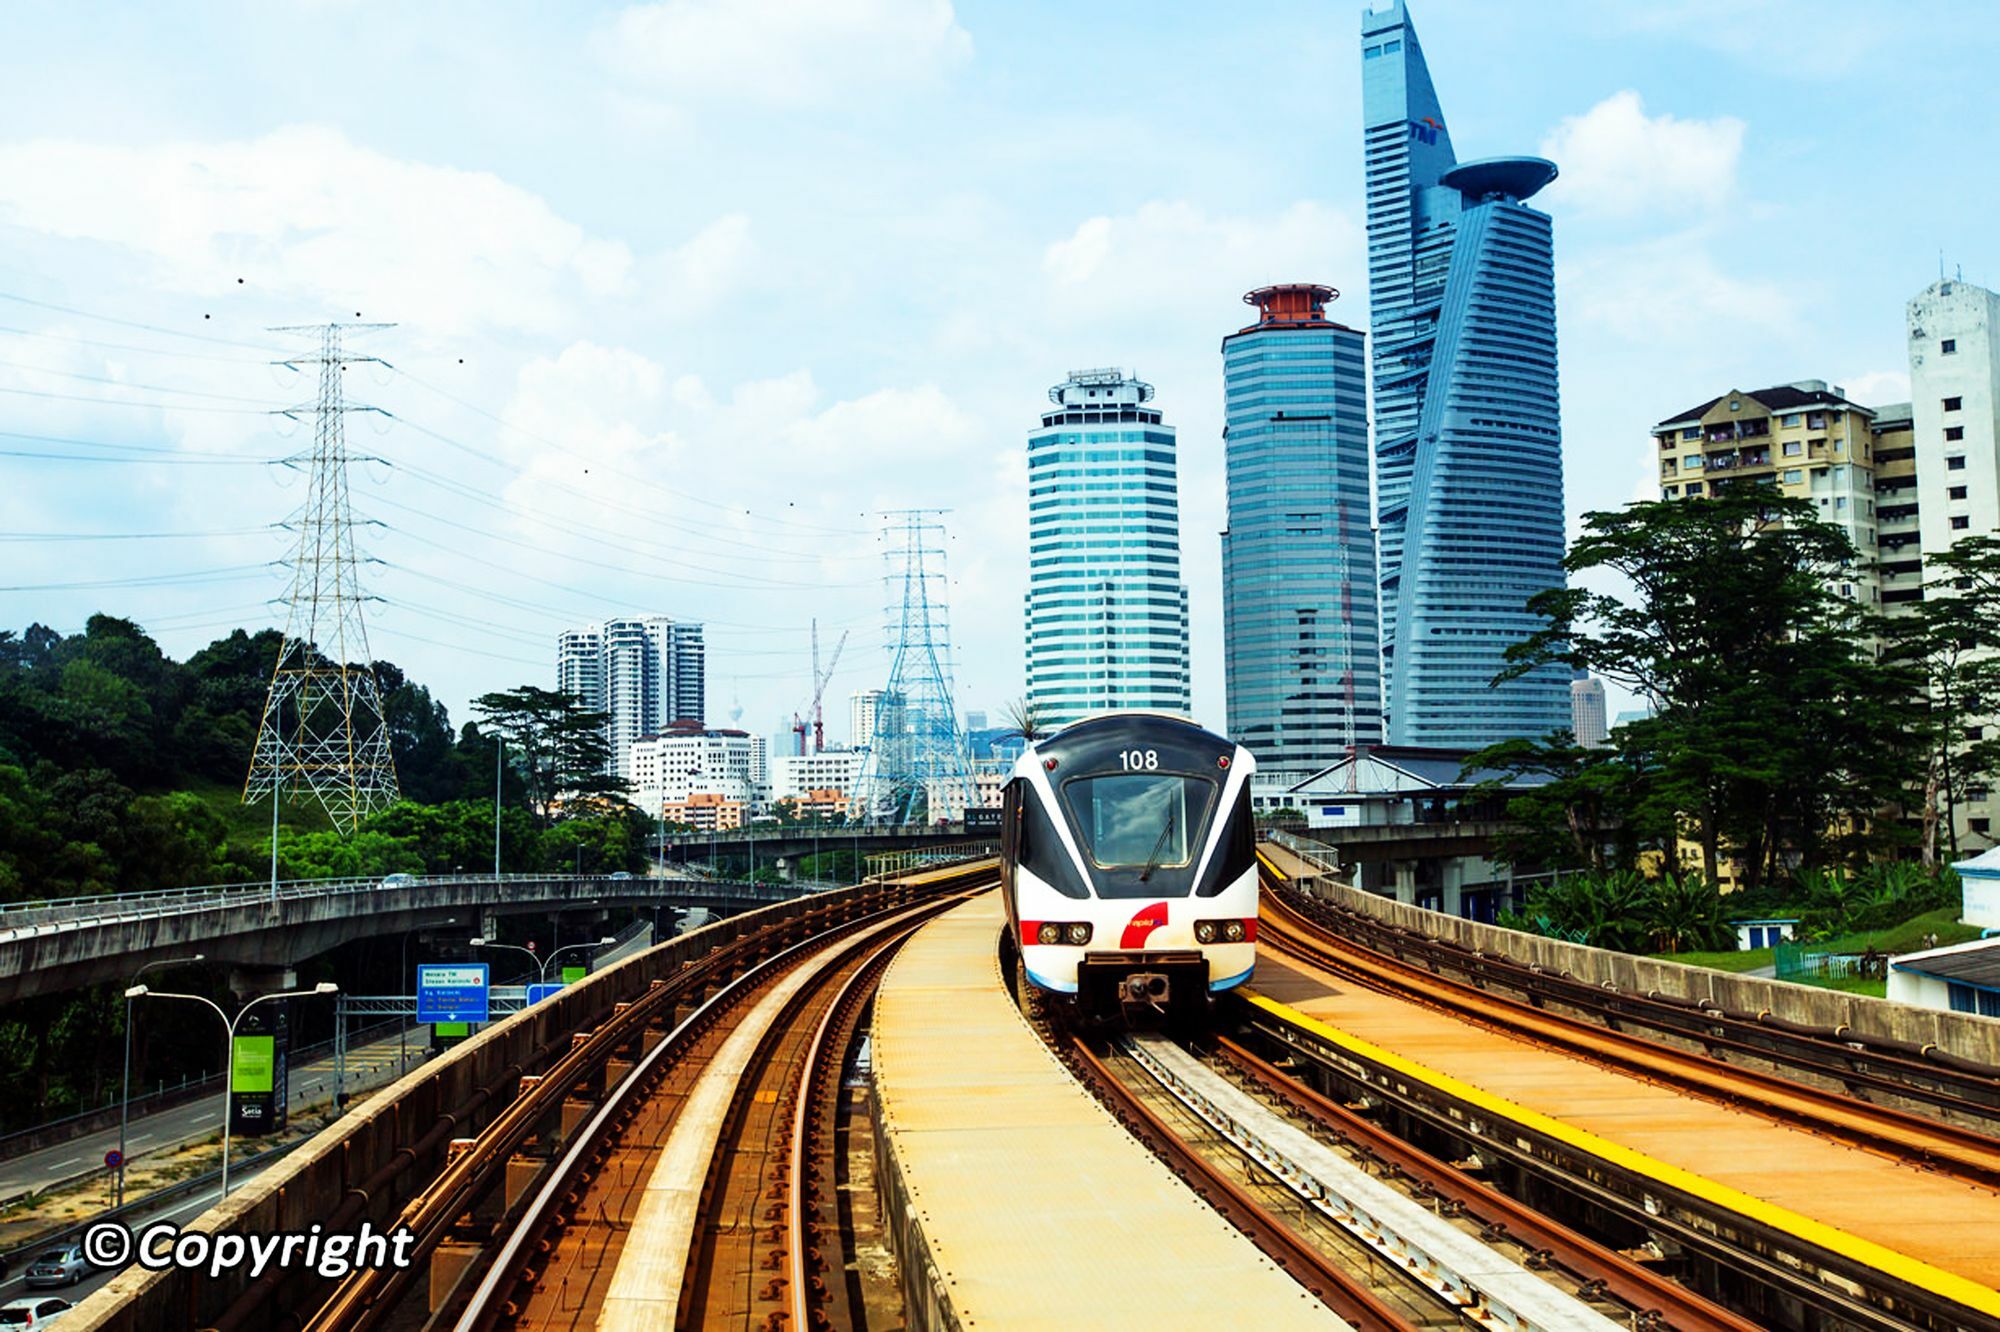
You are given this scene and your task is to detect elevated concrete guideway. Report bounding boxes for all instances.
[0,873,797,1003]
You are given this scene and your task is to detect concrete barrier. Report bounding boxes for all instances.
[66,883,876,1332]
[1293,870,2000,1067]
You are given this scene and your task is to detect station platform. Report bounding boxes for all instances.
[871,893,1342,1329]
[1250,947,2000,1316]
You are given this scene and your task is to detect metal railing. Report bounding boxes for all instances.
[0,870,782,938]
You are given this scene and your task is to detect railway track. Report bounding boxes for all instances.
[1053,1025,1417,1330]
[1260,848,2000,1125]
[1207,1035,1760,1332]
[1257,882,2000,1192]
[293,862,989,1332]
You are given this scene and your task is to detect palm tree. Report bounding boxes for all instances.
[1001,696,1047,744]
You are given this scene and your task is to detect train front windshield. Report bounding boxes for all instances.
[1064,773,1213,871]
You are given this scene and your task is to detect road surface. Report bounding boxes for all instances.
[0,1026,431,1200]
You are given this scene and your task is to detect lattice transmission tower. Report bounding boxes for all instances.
[243,323,400,832]
[855,510,974,824]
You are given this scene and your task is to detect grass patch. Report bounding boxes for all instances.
[1653,907,1980,972]
[1655,948,1773,972]
[186,779,336,841]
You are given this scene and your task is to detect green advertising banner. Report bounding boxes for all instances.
[434,1022,470,1037]
[561,965,587,984]
[231,1035,276,1094]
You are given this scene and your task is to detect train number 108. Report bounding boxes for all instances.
[1119,749,1159,771]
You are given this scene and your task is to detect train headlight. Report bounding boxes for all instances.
[1193,920,1217,944]
[1222,919,1246,943]
[1036,922,1062,945]
[1064,921,1092,945]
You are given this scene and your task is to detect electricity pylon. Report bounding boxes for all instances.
[243,323,400,833]
[855,510,974,824]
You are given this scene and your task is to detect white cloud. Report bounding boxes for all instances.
[602,0,972,106]
[643,213,757,315]
[1041,200,1365,318]
[1611,1,1892,76]
[498,342,983,531]
[1561,231,1793,344]
[0,126,634,337]
[1839,370,1910,407]
[1540,91,1745,219]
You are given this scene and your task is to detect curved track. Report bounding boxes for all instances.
[1259,881,2000,1190]
[297,864,987,1332]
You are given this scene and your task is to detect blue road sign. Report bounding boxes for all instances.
[525,982,563,1005]
[416,963,490,1023]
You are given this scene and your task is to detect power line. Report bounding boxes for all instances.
[0,322,271,365]
[0,527,272,542]
[0,290,289,354]
[390,365,872,538]
[0,354,295,406]
[381,417,875,564]
[0,562,281,592]
[0,383,278,414]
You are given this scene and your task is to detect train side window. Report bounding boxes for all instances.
[1199,785,1257,897]
[1019,783,1089,899]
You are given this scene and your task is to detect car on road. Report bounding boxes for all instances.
[22,1244,89,1288]
[608,871,633,881]
[378,873,417,890]
[0,1296,73,1326]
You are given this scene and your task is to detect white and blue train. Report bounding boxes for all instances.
[1000,713,1258,1023]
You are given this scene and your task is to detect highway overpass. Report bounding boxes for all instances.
[0,872,794,1003]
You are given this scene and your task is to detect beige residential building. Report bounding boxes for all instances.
[1655,380,1882,605]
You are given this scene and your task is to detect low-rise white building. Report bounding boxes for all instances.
[630,723,767,817]
[1889,936,2000,1017]
[772,750,864,810]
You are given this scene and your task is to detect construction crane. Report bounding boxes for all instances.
[789,620,849,755]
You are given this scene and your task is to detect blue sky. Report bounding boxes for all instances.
[2,0,1996,747]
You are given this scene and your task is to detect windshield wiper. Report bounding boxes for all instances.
[1138,809,1176,882]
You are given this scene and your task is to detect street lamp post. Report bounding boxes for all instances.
[124,981,338,1199]
[118,953,204,1206]
[470,935,616,984]
[269,781,282,908]
[493,736,504,881]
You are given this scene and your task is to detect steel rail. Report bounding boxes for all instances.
[294,884,920,1332]
[1213,1035,1761,1332]
[1259,887,2000,1191]
[448,890,972,1332]
[1236,1000,1945,1332]
[785,923,912,1332]
[676,916,924,1328]
[1262,852,2000,1108]
[1060,1032,1416,1332]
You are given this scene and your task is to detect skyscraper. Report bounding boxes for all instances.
[1570,670,1607,748]
[1220,284,1382,777]
[1025,368,1191,727]
[555,616,706,779]
[1910,278,2000,566]
[1362,1,1569,748]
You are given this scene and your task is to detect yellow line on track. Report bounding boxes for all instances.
[1240,986,2000,1322]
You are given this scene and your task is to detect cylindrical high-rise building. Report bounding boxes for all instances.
[1024,368,1191,727]
[1221,284,1382,777]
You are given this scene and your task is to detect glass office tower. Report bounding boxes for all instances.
[1363,0,1569,747]
[1221,284,1382,777]
[1025,368,1192,727]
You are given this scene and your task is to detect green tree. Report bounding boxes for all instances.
[1502,494,1921,889]
[470,686,627,821]
[1463,731,1646,872]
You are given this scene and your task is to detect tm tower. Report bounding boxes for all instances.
[243,323,400,833]
[856,510,974,824]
